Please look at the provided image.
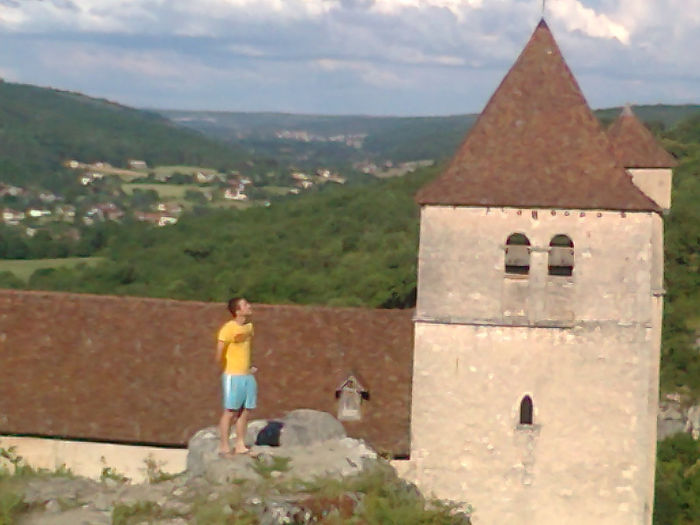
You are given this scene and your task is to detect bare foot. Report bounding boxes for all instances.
[217,450,236,459]
[233,446,251,455]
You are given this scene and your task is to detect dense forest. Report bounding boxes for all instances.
[658,114,700,395]
[0,169,425,307]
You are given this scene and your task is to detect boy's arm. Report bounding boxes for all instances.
[215,340,226,365]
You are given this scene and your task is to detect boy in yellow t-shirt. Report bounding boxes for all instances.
[215,297,257,457]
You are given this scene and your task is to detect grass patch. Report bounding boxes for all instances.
[210,200,254,209]
[250,455,291,479]
[190,489,256,525]
[51,464,75,479]
[143,456,179,484]
[100,466,129,484]
[0,488,27,525]
[87,166,144,181]
[260,185,295,196]
[0,447,38,479]
[0,257,104,282]
[299,467,470,524]
[111,501,181,525]
[151,165,219,177]
[121,183,205,199]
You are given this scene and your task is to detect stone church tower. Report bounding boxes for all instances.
[408,20,676,525]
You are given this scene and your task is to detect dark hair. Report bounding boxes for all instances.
[227,297,245,315]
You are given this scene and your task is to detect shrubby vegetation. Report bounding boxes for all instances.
[1,446,469,525]
[654,434,700,525]
[659,115,700,395]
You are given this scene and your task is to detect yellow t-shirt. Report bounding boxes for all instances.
[218,320,253,375]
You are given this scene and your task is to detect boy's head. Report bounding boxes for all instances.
[227,297,251,317]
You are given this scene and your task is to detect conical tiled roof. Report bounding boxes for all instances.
[607,105,678,168]
[416,20,660,212]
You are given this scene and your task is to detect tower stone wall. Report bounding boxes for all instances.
[409,206,661,524]
[628,168,673,211]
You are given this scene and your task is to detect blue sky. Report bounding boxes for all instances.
[0,0,697,116]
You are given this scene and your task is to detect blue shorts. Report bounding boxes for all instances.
[222,374,257,410]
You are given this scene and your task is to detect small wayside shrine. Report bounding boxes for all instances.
[407,19,675,525]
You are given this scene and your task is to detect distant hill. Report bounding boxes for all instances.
[161,110,479,168]
[160,105,700,167]
[595,104,700,129]
[0,82,253,191]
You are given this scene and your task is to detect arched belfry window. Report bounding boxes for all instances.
[519,395,534,425]
[548,235,574,276]
[505,233,531,275]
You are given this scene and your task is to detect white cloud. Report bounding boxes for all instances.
[0,0,696,113]
[314,58,405,87]
[0,3,26,25]
[227,44,267,57]
[370,0,483,19]
[548,0,630,44]
[38,44,254,88]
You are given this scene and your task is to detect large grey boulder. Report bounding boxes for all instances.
[186,420,268,477]
[279,409,346,447]
[186,410,378,484]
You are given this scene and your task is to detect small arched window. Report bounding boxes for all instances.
[548,235,574,277]
[505,233,531,275]
[519,395,534,425]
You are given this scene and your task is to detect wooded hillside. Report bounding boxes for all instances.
[0,82,252,191]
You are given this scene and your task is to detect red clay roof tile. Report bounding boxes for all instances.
[607,105,678,168]
[0,290,414,456]
[416,19,660,212]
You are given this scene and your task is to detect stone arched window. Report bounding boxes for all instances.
[505,233,531,275]
[520,395,534,425]
[548,235,574,276]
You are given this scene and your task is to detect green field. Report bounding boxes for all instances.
[211,200,253,210]
[122,183,207,199]
[261,185,295,196]
[0,257,105,281]
[152,165,220,177]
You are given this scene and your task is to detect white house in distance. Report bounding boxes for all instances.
[1,208,25,225]
[128,159,148,170]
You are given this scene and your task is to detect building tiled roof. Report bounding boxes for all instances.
[607,105,678,168]
[416,19,660,212]
[0,290,414,456]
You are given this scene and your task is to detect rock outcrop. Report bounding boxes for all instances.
[657,394,700,441]
[187,409,378,484]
